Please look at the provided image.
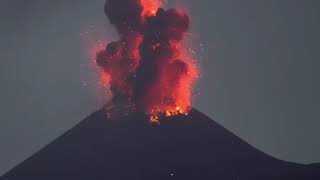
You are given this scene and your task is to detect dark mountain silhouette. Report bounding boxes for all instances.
[310,163,320,169]
[2,108,320,180]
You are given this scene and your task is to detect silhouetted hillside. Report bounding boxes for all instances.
[2,108,319,179]
[310,163,320,169]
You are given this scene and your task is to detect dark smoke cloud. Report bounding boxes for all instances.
[97,0,197,114]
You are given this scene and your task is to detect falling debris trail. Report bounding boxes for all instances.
[96,0,198,121]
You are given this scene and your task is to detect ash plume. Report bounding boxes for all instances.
[96,0,198,116]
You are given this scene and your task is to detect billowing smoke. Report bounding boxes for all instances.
[96,0,198,118]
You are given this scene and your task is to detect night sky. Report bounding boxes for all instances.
[1,0,320,176]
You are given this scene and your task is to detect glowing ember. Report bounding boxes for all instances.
[95,0,199,122]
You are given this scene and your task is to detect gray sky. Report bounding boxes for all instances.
[1,0,320,176]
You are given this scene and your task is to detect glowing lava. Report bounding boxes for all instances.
[95,0,199,122]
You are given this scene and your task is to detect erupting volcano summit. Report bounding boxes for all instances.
[96,0,198,121]
[2,1,320,180]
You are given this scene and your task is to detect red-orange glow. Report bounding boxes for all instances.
[140,0,162,17]
[95,0,199,123]
[89,41,110,88]
[149,115,160,124]
[145,42,199,122]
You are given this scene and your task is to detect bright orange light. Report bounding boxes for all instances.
[89,40,110,87]
[140,0,162,17]
[95,0,199,123]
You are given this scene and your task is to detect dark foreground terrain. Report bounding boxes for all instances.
[2,108,320,179]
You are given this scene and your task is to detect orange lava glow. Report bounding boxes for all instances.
[145,42,199,123]
[89,41,110,88]
[140,0,162,17]
[95,0,199,123]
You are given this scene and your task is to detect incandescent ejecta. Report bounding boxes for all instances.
[96,0,198,121]
[2,1,320,179]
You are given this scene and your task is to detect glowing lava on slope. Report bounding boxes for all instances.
[95,0,199,122]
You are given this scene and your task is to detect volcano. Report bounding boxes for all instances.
[2,108,319,180]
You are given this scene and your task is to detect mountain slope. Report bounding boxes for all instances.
[2,108,319,180]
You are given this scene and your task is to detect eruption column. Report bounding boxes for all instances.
[96,0,198,121]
